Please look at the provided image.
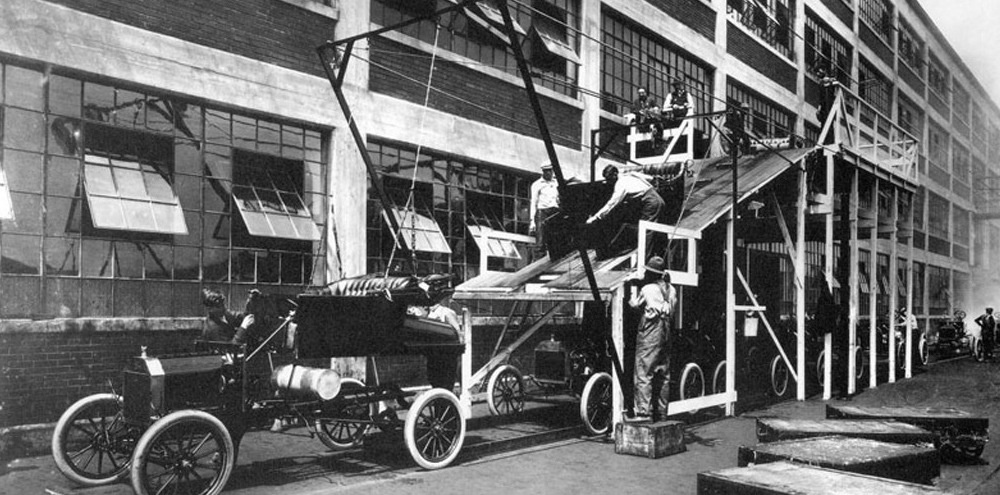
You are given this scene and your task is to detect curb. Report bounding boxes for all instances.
[0,423,53,461]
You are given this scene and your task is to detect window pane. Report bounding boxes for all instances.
[175,246,200,280]
[175,174,201,210]
[143,169,175,202]
[5,192,41,233]
[175,139,201,176]
[45,237,80,276]
[83,82,115,122]
[4,108,45,152]
[291,216,322,241]
[150,202,188,234]
[1,234,39,274]
[5,65,44,111]
[5,150,42,194]
[121,199,155,231]
[49,74,82,117]
[115,241,143,278]
[84,163,117,195]
[241,211,273,237]
[88,196,127,230]
[269,215,297,239]
[113,167,147,198]
[205,109,231,145]
[47,156,81,197]
[45,196,80,235]
[48,117,82,156]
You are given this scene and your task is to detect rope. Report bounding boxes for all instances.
[384,23,442,281]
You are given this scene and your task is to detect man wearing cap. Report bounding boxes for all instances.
[586,164,666,256]
[974,306,996,361]
[663,79,693,128]
[530,161,560,259]
[627,256,676,421]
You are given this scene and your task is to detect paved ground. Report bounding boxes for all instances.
[3,356,999,494]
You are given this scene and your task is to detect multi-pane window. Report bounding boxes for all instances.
[972,106,987,154]
[897,93,923,138]
[858,58,892,117]
[859,0,894,46]
[370,0,581,97]
[0,63,327,318]
[952,82,970,127]
[912,261,925,314]
[927,191,949,240]
[990,123,1000,162]
[912,187,924,233]
[952,143,970,185]
[726,80,793,139]
[897,18,923,72]
[927,265,949,316]
[601,9,713,136]
[804,13,852,84]
[927,121,949,167]
[726,0,796,58]
[365,140,533,283]
[953,206,969,247]
[927,54,949,99]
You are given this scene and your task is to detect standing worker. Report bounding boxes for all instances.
[529,161,560,260]
[974,307,996,361]
[627,256,676,422]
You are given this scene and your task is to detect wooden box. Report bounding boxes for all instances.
[698,461,943,494]
[826,404,989,462]
[738,436,940,485]
[756,417,937,444]
[614,420,686,459]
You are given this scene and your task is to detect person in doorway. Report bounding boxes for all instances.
[200,288,255,345]
[663,80,693,128]
[586,165,666,256]
[627,256,676,422]
[974,307,996,361]
[529,161,560,260]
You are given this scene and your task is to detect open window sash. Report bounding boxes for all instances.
[232,184,321,241]
[446,0,526,44]
[468,224,522,259]
[82,153,188,234]
[384,205,452,254]
[530,22,580,65]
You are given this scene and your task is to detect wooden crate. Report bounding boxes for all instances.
[826,404,988,463]
[614,420,686,459]
[738,436,940,485]
[698,461,944,494]
[756,418,937,444]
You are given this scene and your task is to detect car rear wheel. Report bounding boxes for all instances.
[770,355,789,397]
[130,410,235,495]
[579,372,612,435]
[486,364,525,417]
[52,393,136,486]
[315,378,374,450]
[404,388,466,470]
[679,362,705,401]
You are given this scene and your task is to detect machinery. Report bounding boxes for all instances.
[51,275,467,495]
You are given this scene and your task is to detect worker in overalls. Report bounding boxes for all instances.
[627,256,676,421]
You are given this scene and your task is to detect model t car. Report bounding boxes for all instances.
[51,274,467,495]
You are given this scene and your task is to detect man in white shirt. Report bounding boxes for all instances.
[663,80,693,128]
[586,165,666,257]
[530,161,560,259]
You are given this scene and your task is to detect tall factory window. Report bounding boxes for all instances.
[858,58,892,118]
[726,0,796,58]
[953,206,970,248]
[804,12,852,85]
[897,93,923,139]
[858,0,893,47]
[371,0,581,97]
[926,192,950,243]
[600,8,713,147]
[726,80,793,139]
[927,54,949,103]
[926,265,949,316]
[990,123,1000,162]
[952,82,971,134]
[972,106,987,154]
[0,62,328,318]
[952,143,970,188]
[926,121,950,187]
[365,140,533,283]
[897,18,923,72]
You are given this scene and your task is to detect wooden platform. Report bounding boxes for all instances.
[738,436,940,485]
[614,420,686,459]
[826,404,989,462]
[756,417,937,444]
[698,461,944,494]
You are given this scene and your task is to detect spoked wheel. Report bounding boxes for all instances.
[52,393,137,486]
[486,364,525,416]
[316,378,375,450]
[770,355,789,397]
[973,338,985,362]
[404,388,466,470]
[711,361,726,395]
[896,341,907,373]
[130,410,235,495]
[679,363,705,401]
[815,350,826,388]
[579,372,612,436]
[918,333,929,366]
[853,345,867,384]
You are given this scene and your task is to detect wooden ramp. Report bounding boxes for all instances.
[756,417,937,444]
[738,436,940,485]
[698,461,943,494]
[826,404,989,463]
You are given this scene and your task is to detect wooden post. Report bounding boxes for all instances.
[888,189,899,383]
[612,285,625,426]
[848,169,859,395]
[868,179,878,389]
[796,161,807,400]
[905,191,915,378]
[823,152,834,400]
[461,307,473,418]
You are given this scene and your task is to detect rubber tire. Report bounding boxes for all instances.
[918,333,929,366]
[315,378,373,450]
[404,388,466,470]
[52,393,133,487]
[679,362,705,401]
[130,410,235,495]
[711,361,726,395]
[579,372,612,436]
[853,345,867,384]
[973,338,985,362]
[770,355,789,397]
[815,350,826,388]
[486,364,525,417]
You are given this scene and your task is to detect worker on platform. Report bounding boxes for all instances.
[632,87,663,147]
[586,164,666,256]
[530,161,560,260]
[627,256,676,422]
[662,79,693,128]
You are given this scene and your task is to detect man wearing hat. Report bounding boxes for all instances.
[627,256,677,421]
[663,79,693,128]
[529,161,560,260]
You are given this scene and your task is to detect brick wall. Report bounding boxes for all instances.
[369,37,583,150]
[44,0,336,78]
[727,26,797,93]
[648,0,716,41]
